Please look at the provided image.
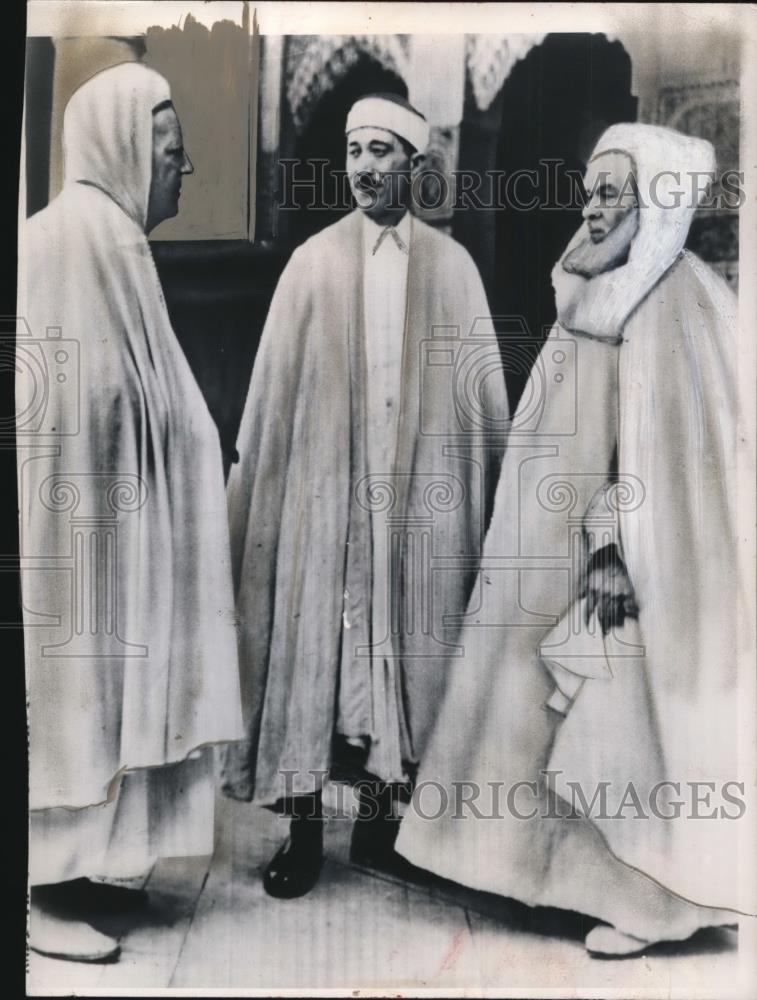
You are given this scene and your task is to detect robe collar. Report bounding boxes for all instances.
[362,210,412,257]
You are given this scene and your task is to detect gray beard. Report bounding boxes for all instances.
[562,209,640,279]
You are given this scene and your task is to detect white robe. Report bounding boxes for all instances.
[397,124,752,933]
[18,63,244,882]
[220,209,508,805]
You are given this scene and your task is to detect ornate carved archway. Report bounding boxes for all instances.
[465,34,546,112]
[286,35,411,133]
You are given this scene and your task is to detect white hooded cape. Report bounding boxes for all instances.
[397,124,749,925]
[18,63,244,815]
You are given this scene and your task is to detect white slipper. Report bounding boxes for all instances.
[29,905,120,963]
[585,924,653,958]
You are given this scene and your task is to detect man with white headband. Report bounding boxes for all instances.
[223,92,508,897]
[396,123,749,956]
[344,93,430,223]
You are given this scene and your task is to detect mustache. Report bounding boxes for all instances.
[353,170,388,192]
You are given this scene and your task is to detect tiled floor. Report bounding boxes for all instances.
[27,790,753,996]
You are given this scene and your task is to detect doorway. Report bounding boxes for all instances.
[494,34,636,406]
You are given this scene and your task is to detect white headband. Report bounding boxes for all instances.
[345,97,430,155]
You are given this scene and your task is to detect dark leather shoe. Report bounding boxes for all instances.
[349,816,423,877]
[263,832,323,899]
[350,823,432,884]
[350,780,398,867]
[350,811,400,868]
[350,782,431,884]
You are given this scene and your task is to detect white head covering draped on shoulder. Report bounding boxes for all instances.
[18,62,243,812]
[63,61,171,230]
[553,123,716,340]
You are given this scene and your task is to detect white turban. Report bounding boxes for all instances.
[345,95,430,155]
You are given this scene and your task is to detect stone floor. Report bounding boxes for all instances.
[27,789,755,996]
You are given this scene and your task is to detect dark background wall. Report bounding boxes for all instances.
[453,34,636,405]
[149,240,287,472]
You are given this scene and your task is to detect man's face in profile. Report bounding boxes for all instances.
[346,126,419,224]
[562,149,640,278]
[146,104,194,233]
[582,151,638,244]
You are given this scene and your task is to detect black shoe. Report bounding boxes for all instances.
[350,781,431,884]
[350,813,400,868]
[350,781,399,868]
[263,834,323,899]
[350,817,420,878]
[263,796,324,899]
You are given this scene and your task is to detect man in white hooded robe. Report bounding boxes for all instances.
[18,63,244,963]
[396,123,751,956]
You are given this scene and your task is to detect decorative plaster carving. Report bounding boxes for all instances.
[286,35,411,132]
[465,34,545,112]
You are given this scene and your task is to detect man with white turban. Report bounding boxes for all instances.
[18,63,244,962]
[396,123,751,955]
[222,92,508,897]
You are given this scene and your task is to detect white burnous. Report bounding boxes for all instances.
[18,63,244,962]
[396,123,748,957]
